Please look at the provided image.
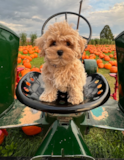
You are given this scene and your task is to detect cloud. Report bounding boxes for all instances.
[0,0,123,38]
[88,2,124,26]
[0,0,91,36]
[0,21,23,31]
[87,2,124,37]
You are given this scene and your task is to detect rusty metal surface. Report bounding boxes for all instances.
[0,99,48,129]
[81,98,124,130]
[1,98,124,130]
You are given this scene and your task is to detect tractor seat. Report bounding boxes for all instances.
[16,72,110,114]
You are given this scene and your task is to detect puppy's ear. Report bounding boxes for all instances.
[78,36,87,59]
[35,36,45,57]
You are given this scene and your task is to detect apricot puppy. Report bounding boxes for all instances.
[35,21,87,105]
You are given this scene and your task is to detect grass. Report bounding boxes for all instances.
[86,50,118,98]
[30,57,44,68]
[0,49,122,158]
[0,126,46,157]
[29,50,117,98]
[84,128,124,158]
[1,125,124,158]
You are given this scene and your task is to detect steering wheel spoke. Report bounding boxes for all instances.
[41,11,92,44]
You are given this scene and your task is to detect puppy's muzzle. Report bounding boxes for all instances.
[57,50,63,56]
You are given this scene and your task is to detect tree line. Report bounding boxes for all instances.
[19,25,115,46]
[19,33,37,46]
[89,25,115,45]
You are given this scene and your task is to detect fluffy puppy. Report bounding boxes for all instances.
[35,21,87,105]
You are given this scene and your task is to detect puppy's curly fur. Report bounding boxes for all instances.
[35,21,87,105]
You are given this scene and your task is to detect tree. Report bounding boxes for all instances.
[94,38,100,45]
[19,33,27,46]
[30,33,37,46]
[100,25,114,40]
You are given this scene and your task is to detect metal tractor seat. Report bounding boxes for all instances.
[16,11,110,114]
[16,71,110,114]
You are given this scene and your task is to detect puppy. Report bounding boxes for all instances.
[35,21,87,105]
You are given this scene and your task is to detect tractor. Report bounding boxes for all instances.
[0,11,124,160]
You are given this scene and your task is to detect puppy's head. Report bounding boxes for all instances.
[35,21,86,67]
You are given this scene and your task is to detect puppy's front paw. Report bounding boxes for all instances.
[68,96,84,105]
[39,92,57,102]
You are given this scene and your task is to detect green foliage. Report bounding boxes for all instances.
[100,38,105,45]
[0,142,17,156]
[19,32,27,46]
[89,38,114,45]
[30,33,37,46]
[94,38,100,45]
[0,127,47,157]
[100,25,114,40]
[1,125,124,158]
[89,39,95,45]
[84,128,124,158]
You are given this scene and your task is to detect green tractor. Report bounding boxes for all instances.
[0,12,124,160]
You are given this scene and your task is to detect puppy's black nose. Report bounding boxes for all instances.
[57,50,63,56]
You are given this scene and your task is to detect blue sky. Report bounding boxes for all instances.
[89,0,124,11]
[0,0,124,39]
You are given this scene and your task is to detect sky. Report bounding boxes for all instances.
[0,0,124,39]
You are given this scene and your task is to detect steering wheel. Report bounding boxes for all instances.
[16,72,110,114]
[41,12,92,44]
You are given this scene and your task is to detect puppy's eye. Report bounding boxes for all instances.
[50,41,56,46]
[67,42,71,46]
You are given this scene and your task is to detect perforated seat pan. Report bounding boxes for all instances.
[16,72,110,114]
